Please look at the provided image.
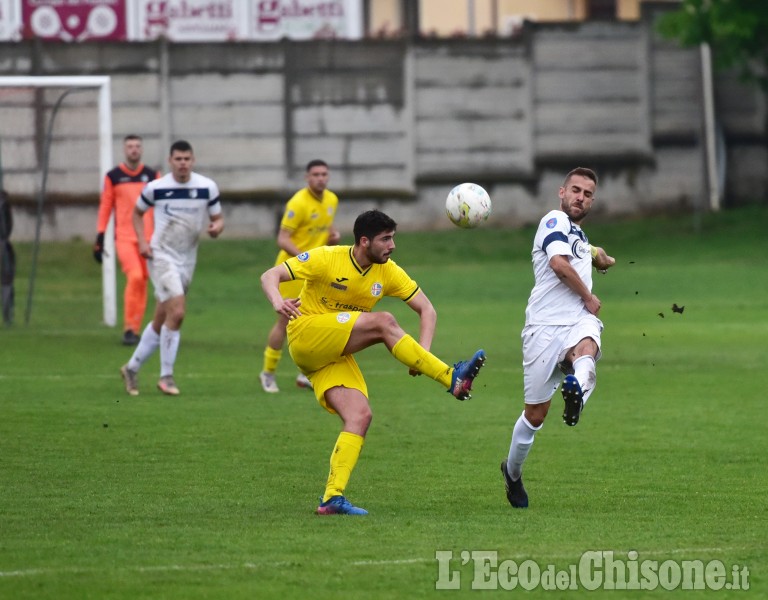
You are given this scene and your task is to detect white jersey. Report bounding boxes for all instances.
[525,209,593,326]
[137,172,222,264]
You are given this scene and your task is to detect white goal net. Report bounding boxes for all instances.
[0,75,116,326]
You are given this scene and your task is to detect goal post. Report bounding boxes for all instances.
[0,75,116,326]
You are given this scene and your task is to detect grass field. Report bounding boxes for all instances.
[1,206,766,599]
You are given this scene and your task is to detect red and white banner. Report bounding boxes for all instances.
[22,0,127,41]
[2,0,362,41]
[250,0,361,40]
[131,0,361,41]
[134,0,244,41]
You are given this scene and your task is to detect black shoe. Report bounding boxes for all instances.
[557,359,574,376]
[561,375,584,426]
[500,461,528,508]
[122,329,140,346]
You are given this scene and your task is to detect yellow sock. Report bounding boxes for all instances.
[323,431,364,502]
[391,334,452,388]
[262,346,282,373]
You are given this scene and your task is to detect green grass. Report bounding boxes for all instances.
[1,207,766,598]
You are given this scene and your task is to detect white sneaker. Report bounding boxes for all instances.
[260,371,279,393]
[295,373,313,390]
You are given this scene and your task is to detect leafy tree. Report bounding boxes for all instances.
[656,0,768,90]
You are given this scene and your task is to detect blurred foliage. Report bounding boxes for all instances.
[656,0,768,91]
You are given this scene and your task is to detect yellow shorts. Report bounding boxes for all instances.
[287,311,368,413]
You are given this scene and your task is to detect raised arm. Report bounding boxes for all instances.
[549,254,601,316]
[590,244,616,272]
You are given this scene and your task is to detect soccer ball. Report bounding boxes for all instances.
[445,183,492,229]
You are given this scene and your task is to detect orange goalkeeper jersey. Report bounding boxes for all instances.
[97,163,159,243]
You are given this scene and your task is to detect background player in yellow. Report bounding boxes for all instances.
[260,209,486,515]
[259,159,340,393]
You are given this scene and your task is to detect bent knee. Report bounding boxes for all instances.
[348,405,372,435]
[373,311,398,328]
[524,404,549,427]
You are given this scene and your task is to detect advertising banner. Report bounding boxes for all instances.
[22,0,126,41]
[134,0,246,41]
[0,0,22,40]
[131,0,361,41]
[250,0,361,40]
[1,0,362,41]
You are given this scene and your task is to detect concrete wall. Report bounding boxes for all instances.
[1,4,766,242]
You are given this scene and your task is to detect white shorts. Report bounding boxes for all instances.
[148,253,195,302]
[521,314,603,404]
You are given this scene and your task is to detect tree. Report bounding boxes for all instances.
[656,0,768,90]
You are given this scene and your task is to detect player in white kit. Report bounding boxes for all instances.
[120,140,224,396]
[501,167,615,508]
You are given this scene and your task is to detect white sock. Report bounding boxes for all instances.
[506,412,542,481]
[160,325,181,378]
[573,355,596,407]
[127,323,160,372]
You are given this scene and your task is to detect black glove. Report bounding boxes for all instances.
[93,232,104,264]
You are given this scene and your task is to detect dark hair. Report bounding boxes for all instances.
[170,140,193,155]
[353,209,397,244]
[564,167,598,187]
[306,159,328,171]
[123,134,142,143]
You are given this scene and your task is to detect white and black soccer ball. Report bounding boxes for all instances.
[445,183,492,229]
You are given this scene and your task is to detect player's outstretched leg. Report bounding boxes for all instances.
[500,460,529,508]
[561,374,584,426]
[316,495,368,516]
[449,349,486,400]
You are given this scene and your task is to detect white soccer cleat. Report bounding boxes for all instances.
[157,375,180,396]
[295,373,313,390]
[120,364,139,396]
[260,371,279,393]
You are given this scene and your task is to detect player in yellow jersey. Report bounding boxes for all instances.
[260,209,486,515]
[259,159,340,393]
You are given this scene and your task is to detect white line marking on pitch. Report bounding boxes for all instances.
[0,547,745,579]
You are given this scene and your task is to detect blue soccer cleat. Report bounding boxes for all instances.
[449,349,486,400]
[561,374,584,426]
[316,495,368,516]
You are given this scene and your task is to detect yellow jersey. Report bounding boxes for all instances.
[284,245,421,318]
[274,187,339,266]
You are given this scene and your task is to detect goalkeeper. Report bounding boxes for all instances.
[94,135,159,345]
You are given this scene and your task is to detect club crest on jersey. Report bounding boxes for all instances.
[297,252,310,262]
[141,174,149,182]
[546,217,557,229]
[189,189,198,199]
[337,312,351,323]
[371,282,383,297]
